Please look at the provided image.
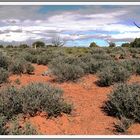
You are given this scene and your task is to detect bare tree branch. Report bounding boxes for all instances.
[51,35,66,47]
[134,22,140,29]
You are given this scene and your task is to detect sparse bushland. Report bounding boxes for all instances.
[0,83,72,119]
[97,64,131,86]
[103,83,140,122]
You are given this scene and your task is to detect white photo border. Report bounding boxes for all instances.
[0,1,140,138]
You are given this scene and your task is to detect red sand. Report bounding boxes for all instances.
[8,64,140,135]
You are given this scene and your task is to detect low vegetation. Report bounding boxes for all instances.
[0,83,72,134]
[97,64,131,86]
[0,83,72,118]
[103,83,140,132]
[7,119,38,135]
[0,37,139,134]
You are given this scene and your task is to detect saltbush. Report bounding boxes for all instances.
[0,51,10,69]
[37,54,50,65]
[103,83,140,122]
[9,58,25,74]
[21,52,37,63]
[0,115,7,135]
[0,68,9,84]
[7,120,38,135]
[9,58,34,75]
[0,83,72,119]
[0,86,22,119]
[49,56,85,82]
[20,82,72,117]
[114,117,133,133]
[25,63,35,74]
[97,65,131,86]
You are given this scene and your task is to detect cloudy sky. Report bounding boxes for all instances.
[0,5,140,46]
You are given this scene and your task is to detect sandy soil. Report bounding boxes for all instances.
[8,64,140,135]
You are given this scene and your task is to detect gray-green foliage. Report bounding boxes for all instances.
[0,83,72,119]
[104,83,140,122]
[97,64,131,86]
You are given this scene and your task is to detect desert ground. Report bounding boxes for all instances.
[0,44,140,135]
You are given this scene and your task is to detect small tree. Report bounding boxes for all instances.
[19,44,29,48]
[109,42,116,48]
[130,38,140,48]
[89,42,99,48]
[51,35,65,47]
[121,43,130,48]
[32,41,45,49]
[0,45,4,48]
[6,45,14,48]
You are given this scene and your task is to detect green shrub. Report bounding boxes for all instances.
[7,120,38,135]
[0,86,22,119]
[21,52,37,63]
[0,115,7,135]
[114,117,133,133]
[121,43,130,48]
[97,65,131,86]
[92,53,111,60]
[0,82,72,119]
[119,59,138,73]
[132,59,140,75]
[89,47,106,55]
[9,58,34,75]
[49,56,85,82]
[9,58,25,74]
[20,83,72,117]
[37,54,50,65]
[25,63,35,74]
[130,38,140,48]
[103,83,140,122]
[120,59,140,75]
[80,54,115,74]
[0,51,10,69]
[0,68,9,84]
[109,42,116,48]
[50,62,84,82]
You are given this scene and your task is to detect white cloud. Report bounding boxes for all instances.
[0,5,139,45]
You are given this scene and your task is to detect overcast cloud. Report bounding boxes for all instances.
[0,5,139,46]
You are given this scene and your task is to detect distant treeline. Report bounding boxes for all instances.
[0,37,140,48]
